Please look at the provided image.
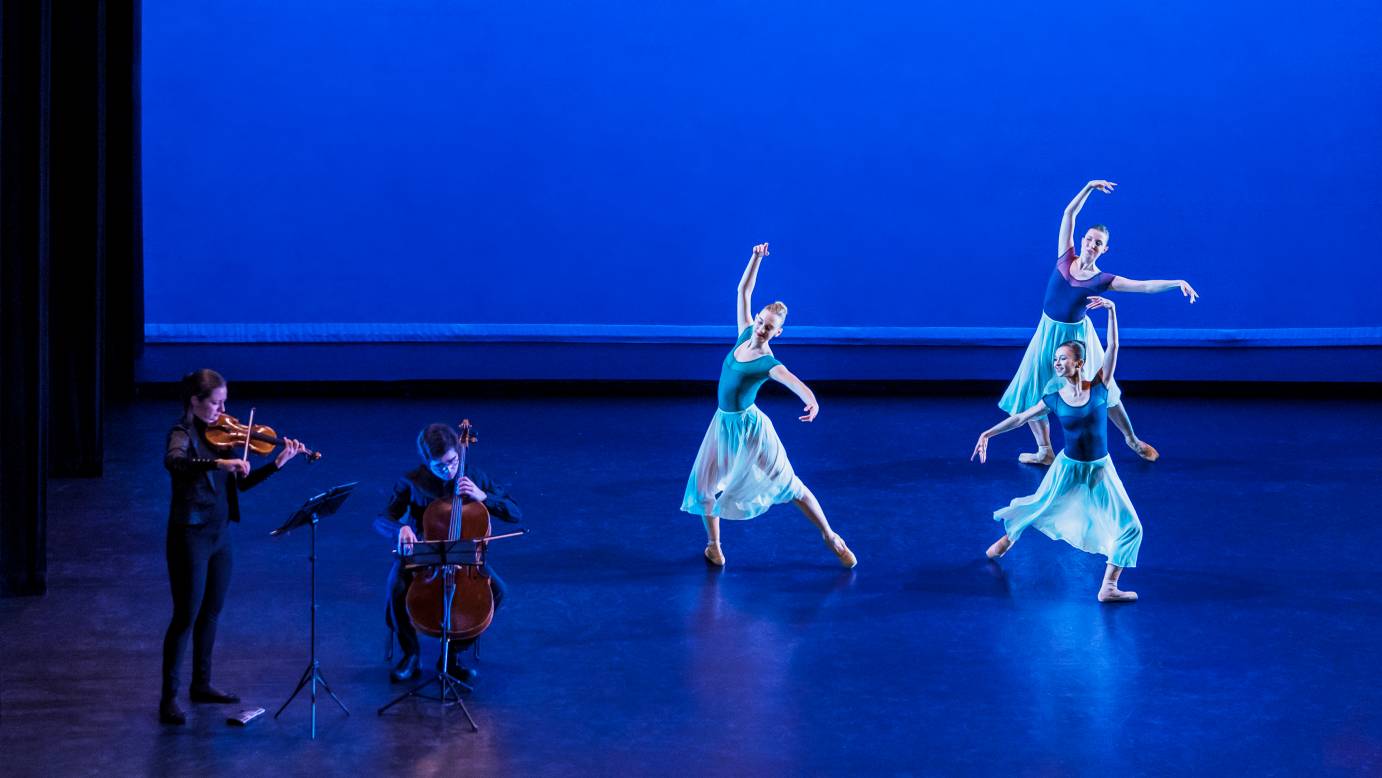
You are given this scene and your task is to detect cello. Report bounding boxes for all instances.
[405,420,495,642]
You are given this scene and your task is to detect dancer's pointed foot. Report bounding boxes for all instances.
[823,533,857,569]
[704,542,725,566]
[986,535,1013,560]
[1018,446,1054,466]
[1097,583,1138,603]
[1126,437,1159,462]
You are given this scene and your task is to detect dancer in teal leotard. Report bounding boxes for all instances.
[681,243,856,569]
[974,296,1143,603]
[999,180,1200,466]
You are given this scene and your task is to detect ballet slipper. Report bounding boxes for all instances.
[1018,446,1055,466]
[1097,583,1138,603]
[823,534,857,569]
[986,536,1013,560]
[1126,438,1160,462]
[704,543,725,566]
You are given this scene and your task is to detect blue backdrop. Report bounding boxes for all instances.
[143,1,1381,336]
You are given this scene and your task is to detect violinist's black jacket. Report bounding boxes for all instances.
[164,416,280,527]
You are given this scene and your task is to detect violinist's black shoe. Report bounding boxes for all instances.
[390,653,420,683]
[159,698,186,725]
[189,684,240,704]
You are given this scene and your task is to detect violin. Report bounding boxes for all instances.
[405,419,494,642]
[205,411,323,462]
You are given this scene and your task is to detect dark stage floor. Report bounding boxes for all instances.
[3,389,1381,776]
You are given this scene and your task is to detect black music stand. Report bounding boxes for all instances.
[272,482,356,738]
[376,530,527,730]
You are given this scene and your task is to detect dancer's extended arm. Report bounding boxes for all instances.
[737,243,769,330]
[769,365,819,422]
[972,402,1050,463]
[1108,275,1199,303]
[1087,296,1118,384]
[1059,180,1116,256]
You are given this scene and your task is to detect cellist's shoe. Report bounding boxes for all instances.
[390,653,420,683]
[824,534,857,569]
[704,543,725,566]
[189,684,240,704]
[447,660,479,685]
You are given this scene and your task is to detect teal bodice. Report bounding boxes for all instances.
[717,327,782,411]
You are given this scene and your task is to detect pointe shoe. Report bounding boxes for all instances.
[1127,438,1160,462]
[704,543,725,566]
[824,534,857,569]
[986,536,1013,560]
[1018,448,1055,466]
[159,698,186,725]
[1097,584,1139,603]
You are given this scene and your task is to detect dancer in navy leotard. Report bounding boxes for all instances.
[998,180,1201,466]
[681,243,856,569]
[975,296,1142,603]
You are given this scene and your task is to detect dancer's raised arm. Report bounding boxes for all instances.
[1109,275,1199,304]
[1087,296,1119,384]
[972,401,1051,463]
[769,365,819,422]
[1059,180,1116,256]
[737,243,770,330]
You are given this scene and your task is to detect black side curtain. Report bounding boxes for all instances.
[1,0,142,596]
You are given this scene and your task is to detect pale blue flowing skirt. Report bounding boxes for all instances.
[998,313,1123,415]
[681,405,806,520]
[993,452,1143,568]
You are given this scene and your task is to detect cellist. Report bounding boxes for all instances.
[374,422,522,683]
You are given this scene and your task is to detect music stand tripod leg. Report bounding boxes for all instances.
[315,667,350,714]
[275,662,314,718]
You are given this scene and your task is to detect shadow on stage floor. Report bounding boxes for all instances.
[3,390,1381,775]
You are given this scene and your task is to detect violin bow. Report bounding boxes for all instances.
[241,407,256,463]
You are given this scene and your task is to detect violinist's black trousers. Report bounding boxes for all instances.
[388,560,507,659]
[161,522,234,700]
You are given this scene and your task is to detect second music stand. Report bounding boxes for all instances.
[272,482,356,738]
[377,530,526,730]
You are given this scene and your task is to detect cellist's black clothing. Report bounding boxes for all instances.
[375,466,521,658]
[161,416,281,701]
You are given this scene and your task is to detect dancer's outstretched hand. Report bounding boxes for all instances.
[752,242,770,259]
[1087,180,1117,194]
[1178,280,1199,303]
[799,402,818,422]
[1086,295,1115,311]
[971,434,989,463]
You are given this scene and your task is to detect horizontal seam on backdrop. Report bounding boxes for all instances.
[144,323,1382,348]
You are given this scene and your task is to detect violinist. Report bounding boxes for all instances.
[159,369,307,726]
[374,422,522,684]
